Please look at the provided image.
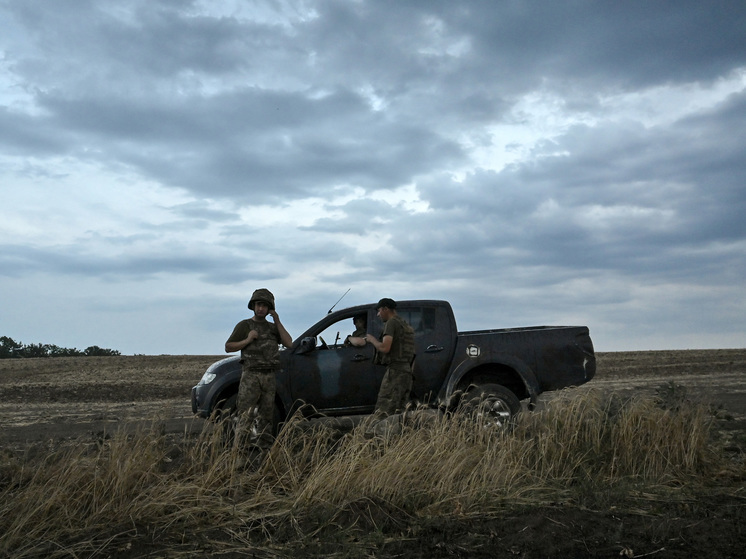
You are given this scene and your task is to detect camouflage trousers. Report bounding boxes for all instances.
[235,368,276,451]
[374,366,413,417]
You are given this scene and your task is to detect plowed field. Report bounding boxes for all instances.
[2,350,745,443]
[1,350,745,558]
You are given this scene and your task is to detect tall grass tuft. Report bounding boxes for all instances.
[1,390,741,557]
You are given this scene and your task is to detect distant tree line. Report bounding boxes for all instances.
[0,336,121,358]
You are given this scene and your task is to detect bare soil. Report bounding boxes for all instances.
[0,355,217,446]
[1,350,745,558]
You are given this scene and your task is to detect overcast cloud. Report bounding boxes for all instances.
[1,0,745,355]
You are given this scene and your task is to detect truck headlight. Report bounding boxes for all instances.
[198,372,216,385]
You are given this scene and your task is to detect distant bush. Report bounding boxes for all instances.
[0,336,120,358]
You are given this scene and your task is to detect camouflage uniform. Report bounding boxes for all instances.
[374,314,415,416]
[344,313,367,346]
[226,316,281,450]
[344,326,366,345]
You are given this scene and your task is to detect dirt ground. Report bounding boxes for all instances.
[1,349,745,558]
[0,354,217,445]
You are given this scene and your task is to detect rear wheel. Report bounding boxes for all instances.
[462,383,521,429]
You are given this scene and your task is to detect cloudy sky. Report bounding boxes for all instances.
[2,0,745,356]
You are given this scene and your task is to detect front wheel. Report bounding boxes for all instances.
[214,393,238,421]
[462,383,521,429]
[213,392,284,435]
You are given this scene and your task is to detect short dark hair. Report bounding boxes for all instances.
[375,297,397,310]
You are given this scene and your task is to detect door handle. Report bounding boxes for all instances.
[352,354,370,362]
[425,345,444,353]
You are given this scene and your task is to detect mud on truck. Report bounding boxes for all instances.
[192,299,596,430]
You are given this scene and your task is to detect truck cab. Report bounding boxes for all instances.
[281,300,457,415]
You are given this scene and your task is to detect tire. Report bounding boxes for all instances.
[214,393,237,421]
[216,392,285,445]
[462,383,521,429]
[212,393,238,447]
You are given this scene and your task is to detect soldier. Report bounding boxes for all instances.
[344,313,368,347]
[225,288,292,454]
[364,298,415,416]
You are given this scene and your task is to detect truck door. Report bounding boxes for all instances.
[286,311,382,415]
[388,303,456,403]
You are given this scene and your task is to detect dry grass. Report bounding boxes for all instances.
[1,389,742,558]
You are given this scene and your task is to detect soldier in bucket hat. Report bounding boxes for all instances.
[225,288,292,458]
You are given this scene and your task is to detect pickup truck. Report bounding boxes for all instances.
[192,299,595,428]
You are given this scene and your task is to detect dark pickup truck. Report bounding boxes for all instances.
[192,300,595,427]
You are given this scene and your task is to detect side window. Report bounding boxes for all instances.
[315,318,346,347]
[397,309,420,334]
[394,307,436,337]
[315,312,370,348]
[421,307,436,332]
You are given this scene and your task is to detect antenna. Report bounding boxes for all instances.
[328,288,351,314]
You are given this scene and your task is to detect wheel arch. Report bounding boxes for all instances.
[214,382,239,410]
[443,357,541,408]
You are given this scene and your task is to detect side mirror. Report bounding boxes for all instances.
[298,336,316,354]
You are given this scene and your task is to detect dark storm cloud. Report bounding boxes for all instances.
[5,0,746,202]
[459,1,746,88]
[307,1,746,107]
[0,108,66,155]
[26,84,462,202]
[0,233,269,285]
[406,92,746,288]
[7,0,268,78]
[2,0,746,353]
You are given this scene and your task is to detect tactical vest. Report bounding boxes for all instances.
[239,318,281,369]
[380,314,415,369]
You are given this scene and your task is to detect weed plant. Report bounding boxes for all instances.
[0,389,741,557]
